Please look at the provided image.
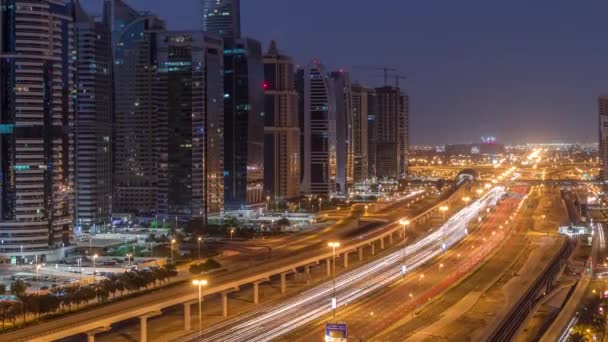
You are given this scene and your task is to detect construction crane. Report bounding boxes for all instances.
[393,74,407,89]
[353,66,397,86]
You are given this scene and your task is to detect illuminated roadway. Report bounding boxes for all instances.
[176,187,506,342]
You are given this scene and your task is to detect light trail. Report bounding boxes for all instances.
[177,187,506,342]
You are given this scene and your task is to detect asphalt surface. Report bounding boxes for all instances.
[174,187,505,342]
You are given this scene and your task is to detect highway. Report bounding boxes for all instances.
[176,187,505,342]
[0,189,438,342]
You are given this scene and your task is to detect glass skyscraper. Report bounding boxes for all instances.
[155,32,225,221]
[111,0,165,214]
[73,0,113,231]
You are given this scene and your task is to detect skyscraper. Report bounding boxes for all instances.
[202,0,265,212]
[263,41,300,200]
[111,0,165,214]
[599,96,608,182]
[0,0,75,260]
[73,0,113,231]
[375,86,408,179]
[330,71,354,194]
[367,89,378,178]
[222,37,265,211]
[155,31,224,222]
[201,0,241,39]
[298,60,337,196]
[352,84,369,182]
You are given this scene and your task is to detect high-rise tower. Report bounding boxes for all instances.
[201,0,265,212]
[351,84,369,182]
[297,61,337,196]
[0,0,75,260]
[73,0,113,231]
[111,0,165,214]
[374,86,408,179]
[155,31,224,222]
[263,41,300,200]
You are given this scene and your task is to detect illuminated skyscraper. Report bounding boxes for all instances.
[155,32,224,222]
[330,71,354,194]
[351,84,369,181]
[111,0,165,214]
[297,61,337,196]
[263,41,300,200]
[0,0,75,259]
[73,0,113,231]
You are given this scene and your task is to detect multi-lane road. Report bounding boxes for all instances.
[176,187,505,342]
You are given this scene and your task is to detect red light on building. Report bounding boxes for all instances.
[263,82,269,90]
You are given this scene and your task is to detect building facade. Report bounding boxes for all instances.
[155,31,224,222]
[330,71,353,194]
[111,0,165,214]
[222,38,265,210]
[297,61,336,196]
[0,0,75,259]
[367,89,377,178]
[375,86,408,179]
[351,84,369,181]
[73,0,112,231]
[263,41,300,200]
[201,0,240,39]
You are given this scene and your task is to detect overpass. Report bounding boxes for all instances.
[0,186,471,342]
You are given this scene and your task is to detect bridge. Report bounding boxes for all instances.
[0,186,472,342]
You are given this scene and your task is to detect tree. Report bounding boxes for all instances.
[10,280,27,322]
[223,216,239,228]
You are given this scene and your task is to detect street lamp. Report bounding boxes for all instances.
[92,254,98,282]
[399,219,410,276]
[462,197,471,206]
[266,196,271,211]
[192,279,208,333]
[126,253,132,266]
[230,228,235,241]
[440,205,448,221]
[364,205,369,215]
[197,237,203,261]
[318,198,323,211]
[328,241,340,317]
[418,274,424,291]
[171,239,176,264]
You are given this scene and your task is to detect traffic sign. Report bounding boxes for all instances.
[325,323,347,342]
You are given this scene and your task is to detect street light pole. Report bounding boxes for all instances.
[192,279,207,334]
[197,237,202,261]
[399,219,410,277]
[328,241,340,318]
[93,254,98,282]
[440,205,448,222]
[171,239,176,265]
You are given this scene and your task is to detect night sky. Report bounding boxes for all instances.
[83,0,608,145]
